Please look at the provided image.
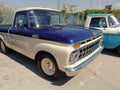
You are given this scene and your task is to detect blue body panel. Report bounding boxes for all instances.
[87,13,120,49]
[104,33,120,49]
[0,25,102,44]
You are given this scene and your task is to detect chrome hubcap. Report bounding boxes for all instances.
[41,58,55,75]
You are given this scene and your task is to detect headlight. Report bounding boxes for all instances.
[69,50,80,64]
[99,38,103,46]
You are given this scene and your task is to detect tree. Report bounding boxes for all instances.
[111,9,120,21]
[0,11,3,23]
[0,3,3,23]
[82,9,111,21]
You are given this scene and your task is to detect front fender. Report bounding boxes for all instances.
[32,43,73,71]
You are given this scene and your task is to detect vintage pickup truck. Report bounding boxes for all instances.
[85,14,120,54]
[0,7,103,80]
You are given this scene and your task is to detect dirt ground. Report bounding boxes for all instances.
[0,49,120,90]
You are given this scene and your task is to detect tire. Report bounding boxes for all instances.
[0,40,10,54]
[37,53,65,80]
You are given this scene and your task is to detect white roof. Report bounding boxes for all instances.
[15,7,60,12]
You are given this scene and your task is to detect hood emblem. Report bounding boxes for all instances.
[93,32,97,36]
[32,34,39,38]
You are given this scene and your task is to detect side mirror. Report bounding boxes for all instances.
[17,20,26,28]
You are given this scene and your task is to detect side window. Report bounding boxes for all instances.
[90,17,107,28]
[108,16,116,28]
[15,12,27,28]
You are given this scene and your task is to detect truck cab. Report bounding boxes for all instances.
[85,14,120,54]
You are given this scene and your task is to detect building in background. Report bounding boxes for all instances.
[105,5,112,10]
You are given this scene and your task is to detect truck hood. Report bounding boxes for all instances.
[33,25,102,44]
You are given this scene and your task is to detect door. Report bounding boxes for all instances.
[9,11,31,54]
[104,16,119,49]
[89,17,108,47]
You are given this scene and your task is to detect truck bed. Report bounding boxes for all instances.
[0,24,12,32]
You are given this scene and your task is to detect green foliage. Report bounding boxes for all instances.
[61,9,112,24]
[61,10,67,23]
[0,9,3,23]
[81,9,111,22]
[2,11,14,24]
[61,9,120,25]
[82,9,120,22]
[111,9,120,21]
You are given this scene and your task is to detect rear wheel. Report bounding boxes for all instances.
[118,46,120,55]
[37,53,65,80]
[0,40,10,54]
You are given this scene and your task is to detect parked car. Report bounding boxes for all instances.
[85,14,120,54]
[0,7,103,80]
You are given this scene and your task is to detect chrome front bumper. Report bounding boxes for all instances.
[65,46,103,76]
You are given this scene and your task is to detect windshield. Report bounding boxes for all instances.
[28,10,65,28]
[108,15,120,28]
[110,15,119,25]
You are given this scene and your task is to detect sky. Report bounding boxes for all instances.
[1,0,120,11]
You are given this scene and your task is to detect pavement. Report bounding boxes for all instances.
[0,49,120,90]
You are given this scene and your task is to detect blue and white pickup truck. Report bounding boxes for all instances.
[0,7,103,80]
[85,14,120,54]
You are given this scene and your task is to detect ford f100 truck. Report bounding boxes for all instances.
[0,7,103,80]
[85,14,120,54]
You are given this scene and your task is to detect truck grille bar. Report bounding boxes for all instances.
[80,35,101,44]
[78,40,100,60]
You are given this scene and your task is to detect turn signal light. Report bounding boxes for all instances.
[73,43,80,49]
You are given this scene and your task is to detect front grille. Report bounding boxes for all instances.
[78,40,100,60]
[80,35,101,44]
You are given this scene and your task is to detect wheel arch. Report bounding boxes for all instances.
[114,45,120,50]
[35,51,58,65]
[116,45,120,54]
[0,35,4,42]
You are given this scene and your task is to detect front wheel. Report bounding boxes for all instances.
[37,53,65,80]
